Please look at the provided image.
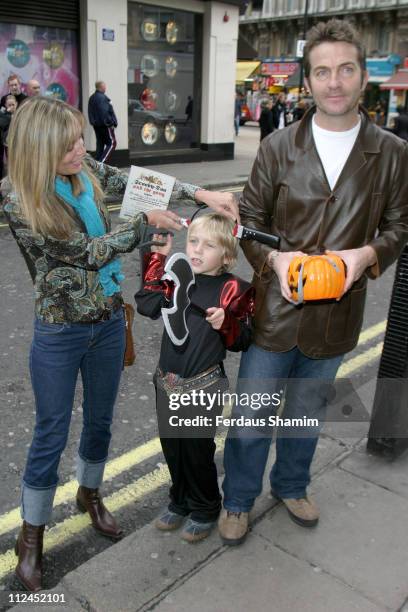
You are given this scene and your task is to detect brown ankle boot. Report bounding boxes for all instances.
[15,521,45,592]
[76,486,123,540]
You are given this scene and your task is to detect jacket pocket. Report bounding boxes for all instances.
[325,286,366,345]
[275,184,288,232]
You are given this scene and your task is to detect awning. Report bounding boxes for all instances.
[380,69,408,90]
[236,61,260,83]
[368,75,391,83]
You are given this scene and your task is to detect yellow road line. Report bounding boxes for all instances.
[0,437,162,537]
[338,342,383,378]
[0,438,226,581]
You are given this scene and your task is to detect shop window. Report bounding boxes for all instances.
[0,23,79,106]
[127,2,198,155]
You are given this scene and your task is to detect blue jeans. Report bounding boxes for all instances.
[21,309,125,525]
[222,345,343,512]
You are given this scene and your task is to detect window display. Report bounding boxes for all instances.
[0,24,79,106]
[128,3,197,155]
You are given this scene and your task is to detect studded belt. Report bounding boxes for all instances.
[155,364,225,397]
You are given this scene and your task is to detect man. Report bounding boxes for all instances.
[88,81,117,162]
[234,94,242,136]
[0,75,27,109]
[272,92,288,129]
[26,79,41,97]
[218,19,408,545]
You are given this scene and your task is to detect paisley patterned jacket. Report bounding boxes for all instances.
[3,156,198,323]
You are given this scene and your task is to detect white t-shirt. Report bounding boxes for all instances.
[312,115,361,190]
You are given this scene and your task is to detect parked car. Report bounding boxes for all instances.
[240,103,252,125]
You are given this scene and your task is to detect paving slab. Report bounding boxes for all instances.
[154,531,386,612]
[340,440,408,500]
[255,467,408,610]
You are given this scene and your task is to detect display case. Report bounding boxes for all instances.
[127,2,200,156]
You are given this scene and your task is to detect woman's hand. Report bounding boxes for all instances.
[146,209,183,231]
[195,189,240,223]
[205,306,225,330]
[151,233,172,256]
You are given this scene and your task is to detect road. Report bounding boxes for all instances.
[0,187,395,600]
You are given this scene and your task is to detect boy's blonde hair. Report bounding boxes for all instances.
[7,96,104,240]
[187,213,239,272]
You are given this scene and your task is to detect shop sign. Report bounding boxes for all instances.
[261,62,298,76]
[366,55,401,77]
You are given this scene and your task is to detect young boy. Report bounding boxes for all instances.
[135,213,255,542]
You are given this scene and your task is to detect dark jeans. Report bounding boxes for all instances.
[93,125,116,162]
[222,345,343,512]
[155,374,227,523]
[22,309,125,525]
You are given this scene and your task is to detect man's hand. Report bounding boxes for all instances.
[151,233,172,256]
[327,246,377,295]
[205,307,225,330]
[268,250,306,303]
[195,189,240,223]
[146,209,183,231]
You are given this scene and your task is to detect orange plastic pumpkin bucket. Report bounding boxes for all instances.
[288,253,346,304]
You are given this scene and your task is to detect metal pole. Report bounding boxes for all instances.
[298,0,309,98]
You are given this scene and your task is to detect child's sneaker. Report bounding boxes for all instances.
[155,509,185,531]
[181,518,216,543]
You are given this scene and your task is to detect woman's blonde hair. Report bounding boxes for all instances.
[7,96,104,239]
[187,213,239,272]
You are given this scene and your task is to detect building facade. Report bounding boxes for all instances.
[239,0,408,119]
[0,0,240,166]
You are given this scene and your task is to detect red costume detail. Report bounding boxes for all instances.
[143,254,255,347]
[218,278,256,347]
[143,252,174,301]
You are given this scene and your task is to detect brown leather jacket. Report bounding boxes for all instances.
[240,107,408,358]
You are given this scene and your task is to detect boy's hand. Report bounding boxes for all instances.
[151,233,172,255]
[206,307,225,330]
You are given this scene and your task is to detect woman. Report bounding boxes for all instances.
[3,96,238,592]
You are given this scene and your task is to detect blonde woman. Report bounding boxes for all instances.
[3,96,238,592]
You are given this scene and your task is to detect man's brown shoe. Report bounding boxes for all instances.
[15,521,45,592]
[275,494,319,528]
[76,486,123,540]
[218,509,249,546]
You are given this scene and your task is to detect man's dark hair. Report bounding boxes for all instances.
[303,19,366,78]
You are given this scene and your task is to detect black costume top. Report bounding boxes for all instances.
[135,253,255,378]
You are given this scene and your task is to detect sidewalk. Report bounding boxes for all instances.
[11,389,408,611]
[143,122,260,189]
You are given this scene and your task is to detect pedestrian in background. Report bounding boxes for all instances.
[272,92,288,129]
[0,94,17,169]
[0,75,27,179]
[3,96,240,592]
[88,81,118,163]
[234,93,242,136]
[259,98,274,140]
[0,74,27,109]
[185,95,193,124]
[26,79,41,97]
